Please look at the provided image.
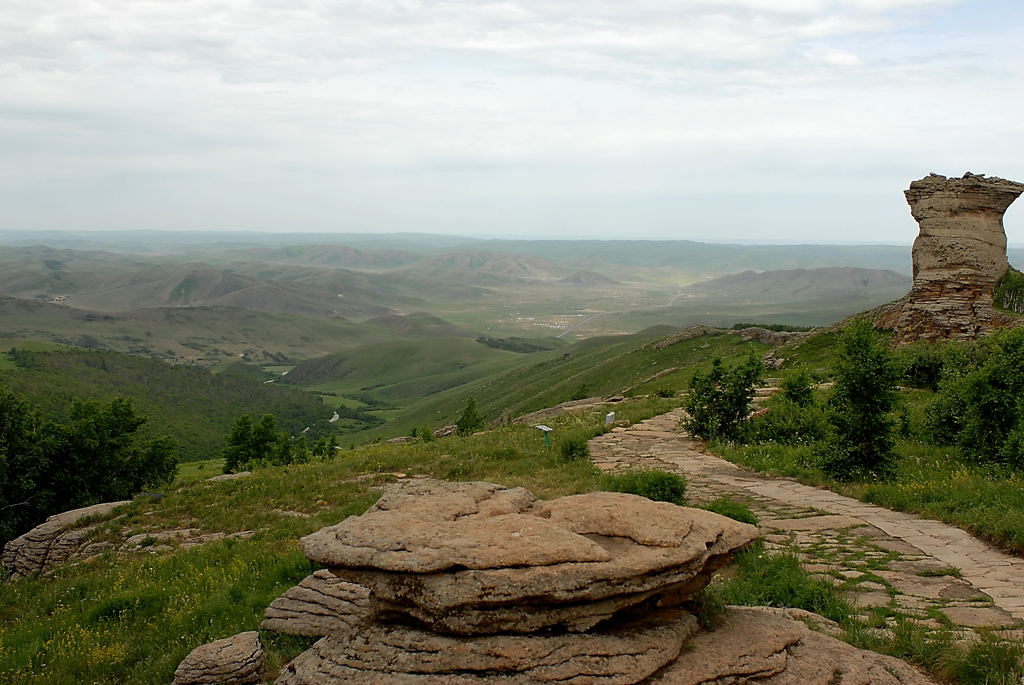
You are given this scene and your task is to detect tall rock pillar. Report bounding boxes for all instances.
[889,172,1024,344]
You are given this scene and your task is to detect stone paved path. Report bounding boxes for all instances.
[590,407,1024,634]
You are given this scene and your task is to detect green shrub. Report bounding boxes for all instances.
[779,367,815,406]
[654,387,676,398]
[559,434,590,462]
[605,470,686,505]
[701,497,758,524]
[222,413,308,472]
[456,397,486,436]
[1,389,178,546]
[894,341,952,391]
[926,327,1024,468]
[682,355,764,441]
[569,383,590,401]
[745,397,830,446]
[816,320,901,481]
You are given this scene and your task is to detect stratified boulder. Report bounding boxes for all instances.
[2,500,129,579]
[172,631,264,685]
[649,606,937,684]
[276,608,699,684]
[878,172,1024,344]
[300,482,757,634]
[261,569,372,637]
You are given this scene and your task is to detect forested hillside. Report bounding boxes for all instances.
[0,349,332,461]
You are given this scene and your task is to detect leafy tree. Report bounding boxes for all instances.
[780,367,815,407]
[222,414,254,473]
[682,355,764,441]
[1,389,177,547]
[927,327,1024,467]
[456,397,485,436]
[816,320,901,481]
[221,413,311,472]
[0,388,49,543]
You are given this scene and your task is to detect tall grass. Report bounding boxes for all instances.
[0,399,671,683]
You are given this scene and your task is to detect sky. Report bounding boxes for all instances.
[2,0,1023,243]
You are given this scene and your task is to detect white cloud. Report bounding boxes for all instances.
[0,0,1021,240]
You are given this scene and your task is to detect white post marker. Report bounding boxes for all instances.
[535,424,553,448]
[604,411,616,425]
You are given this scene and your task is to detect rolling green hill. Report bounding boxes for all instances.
[284,337,528,405]
[350,327,772,439]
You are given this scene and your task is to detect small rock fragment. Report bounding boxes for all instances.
[172,631,264,685]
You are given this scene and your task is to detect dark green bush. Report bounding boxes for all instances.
[605,470,686,505]
[926,327,1024,467]
[816,320,901,481]
[559,434,590,462]
[745,397,830,446]
[654,387,676,398]
[894,341,955,391]
[569,383,590,401]
[682,355,764,441]
[779,367,815,407]
[701,497,758,524]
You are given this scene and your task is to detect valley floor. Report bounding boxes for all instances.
[590,408,1024,636]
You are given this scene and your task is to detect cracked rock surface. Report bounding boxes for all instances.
[301,481,757,634]
[261,569,372,637]
[650,606,936,684]
[172,631,264,685]
[2,500,129,579]
[276,608,699,684]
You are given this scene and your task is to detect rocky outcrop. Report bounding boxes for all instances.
[878,172,1024,344]
[299,481,756,635]
[257,479,935,683]
[172,631,264,685]
[261,569,372,637]
[651,326,805,350]
[2,500,129,579]
[650,606,935,684]
[264,480,756,683]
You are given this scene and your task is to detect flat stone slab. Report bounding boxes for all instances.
[875,570,980,600]
[843,590,891,609]
[939,606,1018,628]
[768,515,865,532]
[276,608,699,684]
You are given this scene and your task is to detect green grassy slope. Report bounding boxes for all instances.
[0,349,335,462]
[357,327,771,438]
[285,338,525,398]
[0,398,673,685]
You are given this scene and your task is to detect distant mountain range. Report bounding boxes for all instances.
[679,267,911,302]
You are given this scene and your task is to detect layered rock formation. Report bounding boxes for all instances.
[268,480,756,683]
[243,479,936,683]
[2,500,128,579]
[172,631,264,685]
[651,606,934,684]
[879,172,1024,343]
